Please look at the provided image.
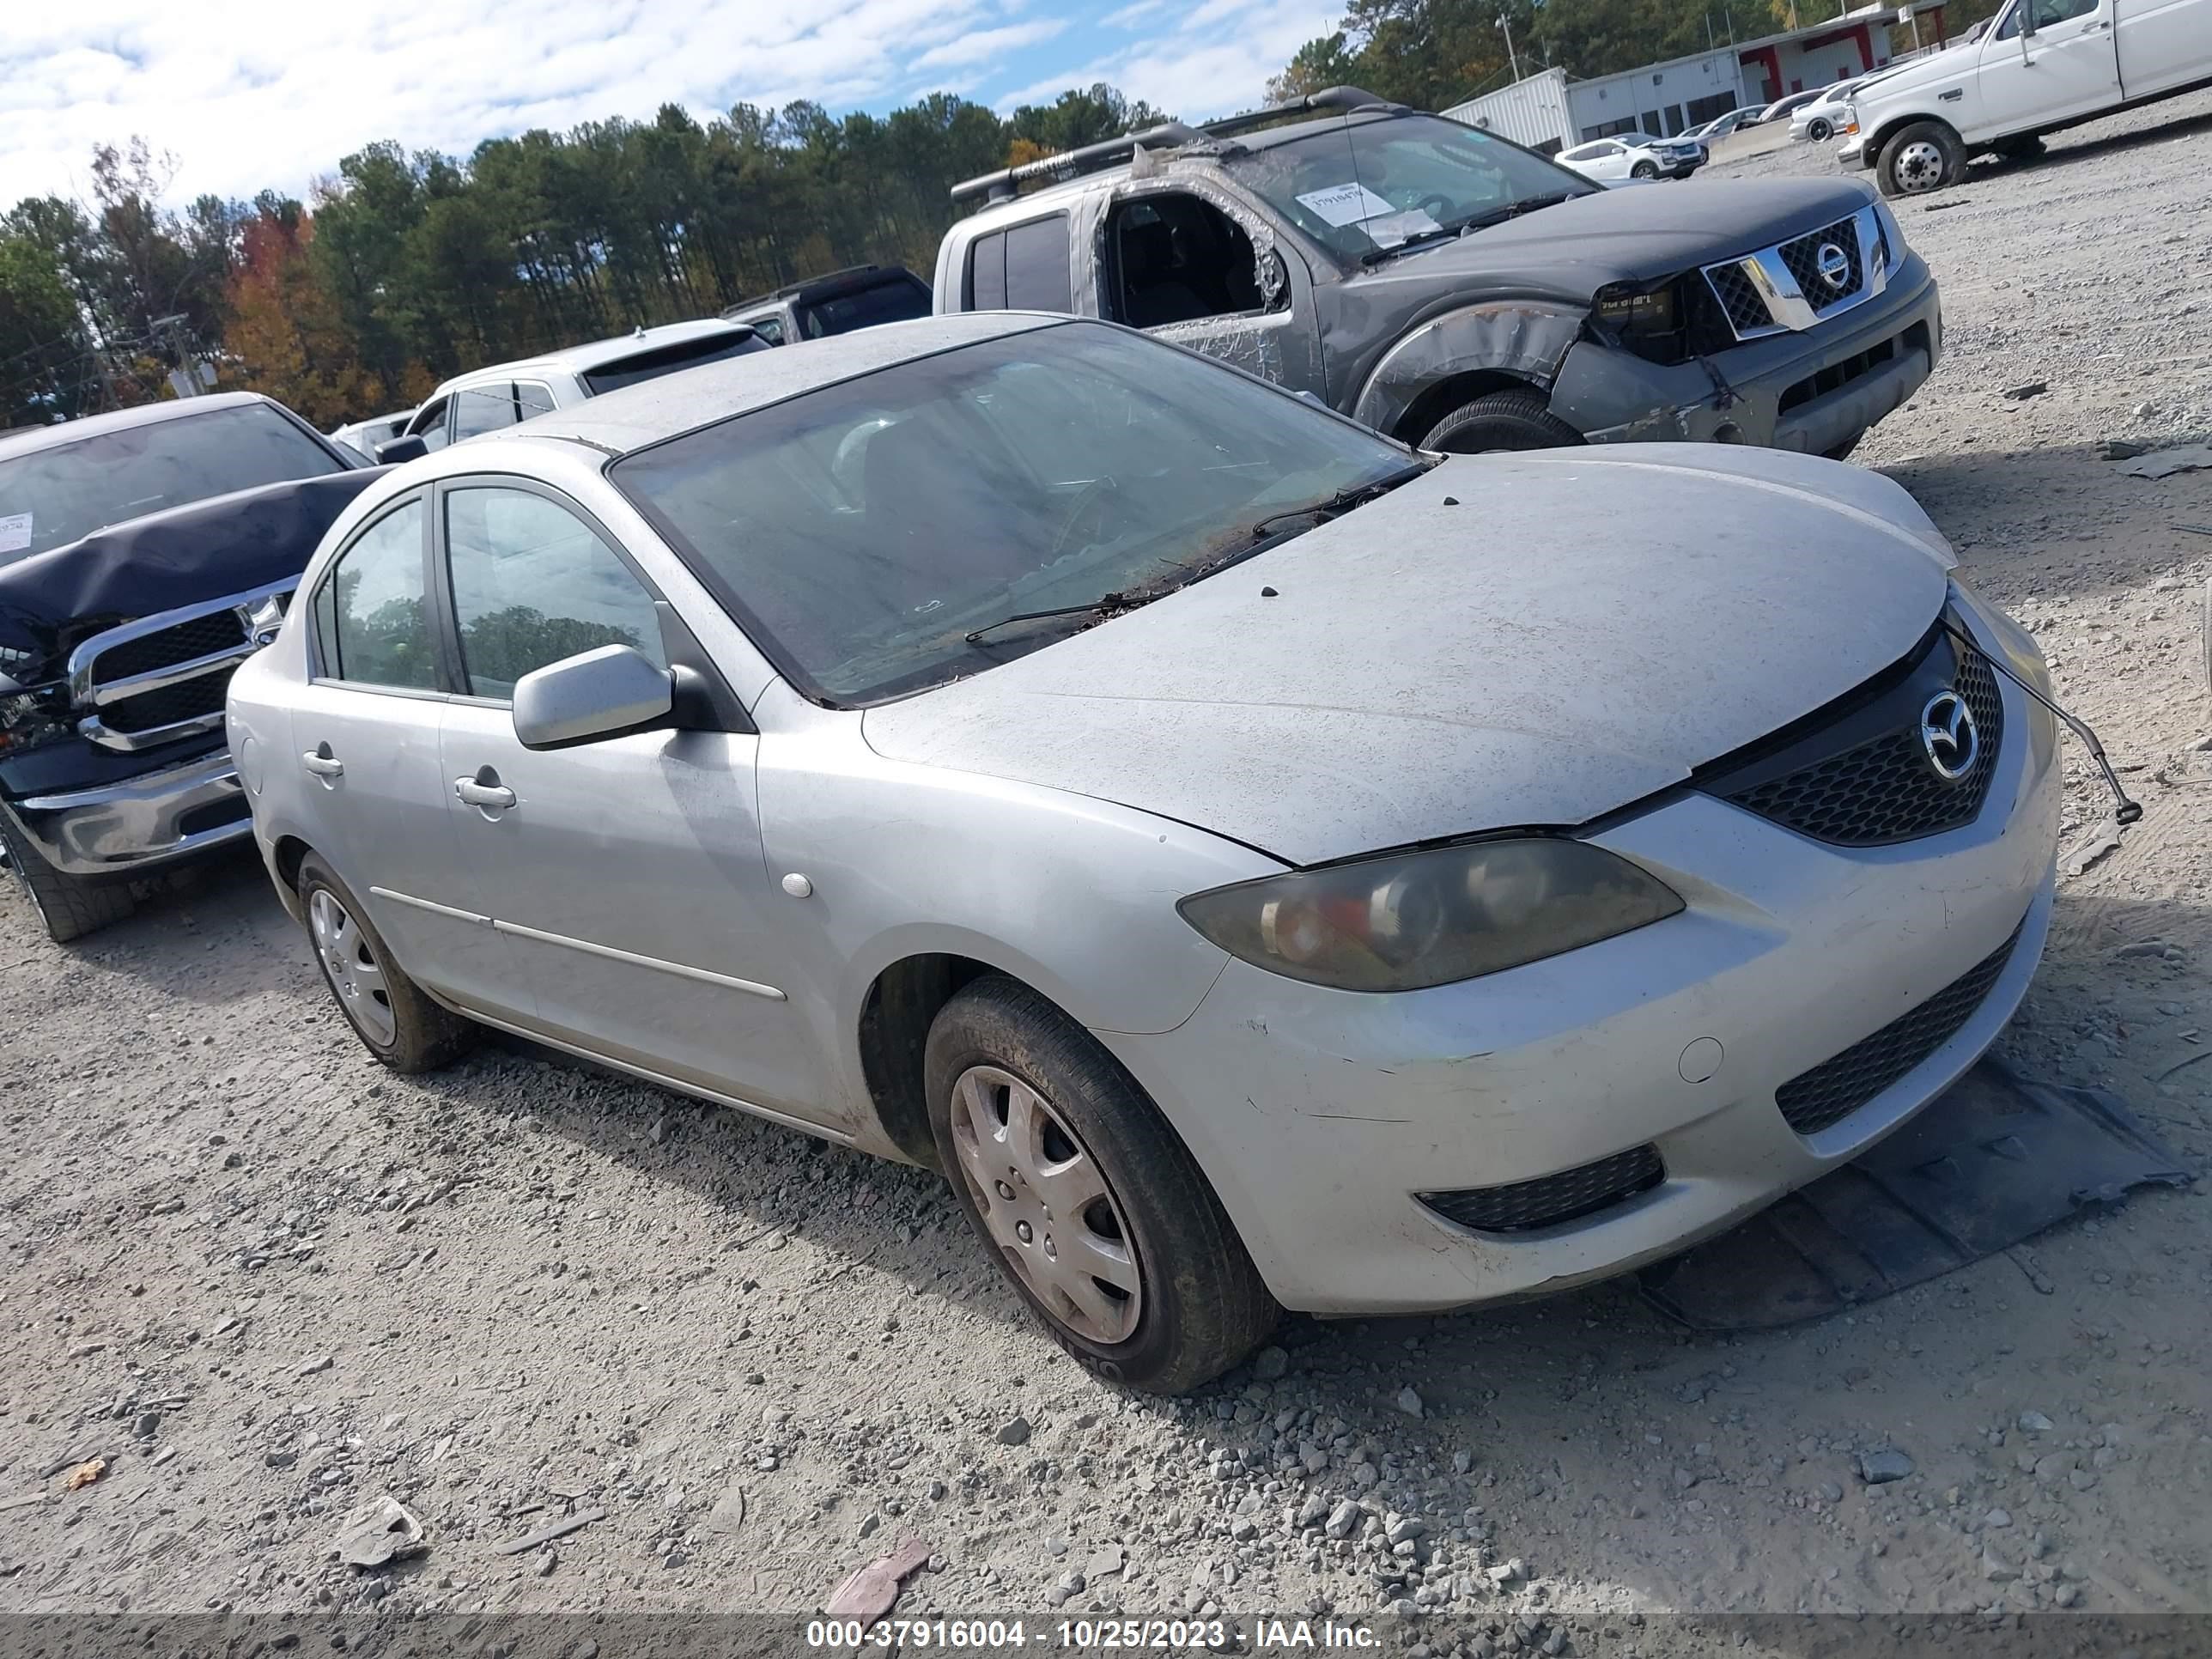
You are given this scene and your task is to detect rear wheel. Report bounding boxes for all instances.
[298,854,472,1073]
[1419,388,1584,454]
[0,811,136,944]
[1877,120,1966,197]
[1807,117,1833,142]
[925,975,1278,1394]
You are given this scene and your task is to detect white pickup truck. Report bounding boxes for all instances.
[1842,0,2212,196]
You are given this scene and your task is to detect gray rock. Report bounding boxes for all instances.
[1485,1558,1524,1586]
[1395,1387,1424,1418]
[1297,1493,1332,1528]
[1253,1346,1289,1381]
[1452,1449,1474,1475]
[996,1417,1032,1447]
[296,1356,333,1376]
[2003,381,2048,401]
[1386,1516,1427,1545]
[536,1547,558,1577]
[1985,1508,2013,1528]
[1858,1448,1914,1485]
[1818,1481,1844,1504]
[2096,438,2149,459]
[1324,1500,1361,1540]
[2016,1412,2054,1434]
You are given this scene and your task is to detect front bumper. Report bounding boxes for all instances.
[2,746,252,878]
[1097,603,2061,1316]
[1553,252,1942,457]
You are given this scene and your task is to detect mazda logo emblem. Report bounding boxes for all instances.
[1920,690,1979,781]
[1815,242,1851,289]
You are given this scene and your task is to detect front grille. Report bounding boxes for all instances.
[1419,1145,1664,1234]
[1713,635,2004,847]
[1705,262,1771,334]
[92,611,247,682]
[1777,216,1865,311]
[1775,921,2025,1136]
[98,667,235,734]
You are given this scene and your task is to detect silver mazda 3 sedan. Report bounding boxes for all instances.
[228,313,2062,1392]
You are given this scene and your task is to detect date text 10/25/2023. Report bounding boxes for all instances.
[803,1617,1384,1650]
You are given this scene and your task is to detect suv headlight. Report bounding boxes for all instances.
[1178,837,1683,993]
[1872,199,1906,271]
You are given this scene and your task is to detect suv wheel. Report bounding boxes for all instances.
[1631,159,1658,179]
[925,975,1279,1394]
[1420,389,1585,454]
[0,811,136,943]
[1877,121,1965,197]
[298,854,473,1073]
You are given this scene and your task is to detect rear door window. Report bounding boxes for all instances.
[578,331,771,396]
[314,498,439,690]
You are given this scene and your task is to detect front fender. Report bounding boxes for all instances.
[1350,301,1589,436]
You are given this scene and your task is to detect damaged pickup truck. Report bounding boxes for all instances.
[936,87,1941,458]
[0,394,380,941]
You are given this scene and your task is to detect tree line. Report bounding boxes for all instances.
[3,0,2007,434]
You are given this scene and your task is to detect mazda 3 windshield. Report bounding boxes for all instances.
[613,322,1424,704]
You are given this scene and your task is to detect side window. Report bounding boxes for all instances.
[453,382,522,441]
[1993,2,2024,37]
[750,314,787,346]
[1004,215,1073,311]
[1107,195,1265,329]
[410,397,452,453]
[514,381,556,421]
[968,229,1007,308]
[314,500,439,690]
[2027,0,2097,24]
[443,487,665,700]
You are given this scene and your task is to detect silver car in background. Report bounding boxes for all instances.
[228,313,2061,1392]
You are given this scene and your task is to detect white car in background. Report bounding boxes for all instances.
[1555,137,1664,182]
[1758,88,1831,125]
[1790,81,1865,143]
[328,410,416,462]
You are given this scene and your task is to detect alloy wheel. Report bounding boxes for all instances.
[310,887,397,1046]
[948,1064,1144,1345]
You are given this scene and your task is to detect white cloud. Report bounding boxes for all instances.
[0,0,1003,205]
[1100,0,1170,26]
[997,0,1336,120]
[914,19,1069,70]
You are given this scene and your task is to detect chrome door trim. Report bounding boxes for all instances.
[369,886,493,926]
[486,916,787,1000]
[437,1002,853,1144]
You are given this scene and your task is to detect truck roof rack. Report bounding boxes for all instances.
[724,264,890,313]
[948,86,1404,207]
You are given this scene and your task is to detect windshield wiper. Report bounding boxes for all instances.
[1246,460,1432,542]
[963,594,1133,645]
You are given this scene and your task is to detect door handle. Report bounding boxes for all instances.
[301,750,343,778]
[454,776,517,811]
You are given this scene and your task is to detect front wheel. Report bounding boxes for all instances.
[925,975,1279,1394]
[1631,160,1658,179]
[1419,388,1585,454]
[0,810,136,943]
[1807,118,1832,143]
[1877,120,1966,197]
[298,854,473,1073]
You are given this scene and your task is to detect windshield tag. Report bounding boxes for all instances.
[1292,182,1399,228]
[1361,208,1443,249]
[0,513,29,555]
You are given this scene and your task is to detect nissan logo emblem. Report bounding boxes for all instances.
[1920,690,1979,782]
[1815,241,1851,290]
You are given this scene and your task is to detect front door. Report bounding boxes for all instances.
[1978,0,2120,131]
[428,479,839,1127]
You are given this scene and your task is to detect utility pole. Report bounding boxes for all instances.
[1497,14,1521,81]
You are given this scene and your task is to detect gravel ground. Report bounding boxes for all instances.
[3,93,2212,1653]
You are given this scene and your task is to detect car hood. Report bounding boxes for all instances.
[861,446,1954,866]
[1350,176,1877,300]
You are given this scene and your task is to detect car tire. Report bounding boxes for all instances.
[1807,118,1832,143]
[0,810,137,944]
[1877,120,1966,197]
[297,853,473,1073]
[1632,160,1658,179]
[1420,389,1584,454]
[924,974,1279,1394]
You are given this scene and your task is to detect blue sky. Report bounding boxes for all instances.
[1,0,1344,207]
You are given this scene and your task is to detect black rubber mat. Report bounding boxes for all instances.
[1640,1058,2192,1330]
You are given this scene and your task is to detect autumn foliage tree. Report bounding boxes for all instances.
[220,198,377,428]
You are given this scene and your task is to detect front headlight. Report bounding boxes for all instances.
[1871,199,1906,270]
[1177,837,1684,993]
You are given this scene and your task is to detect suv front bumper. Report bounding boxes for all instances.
[1553,252,1942,458]
[2,747,252,879]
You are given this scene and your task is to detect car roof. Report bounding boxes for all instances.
[507,312,1060,458]
[427,319,754,398]
[0,391,281,460]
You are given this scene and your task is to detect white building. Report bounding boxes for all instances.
[1442,1,1956,150]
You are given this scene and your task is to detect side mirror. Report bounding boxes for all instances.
[374,434,428,465]
[512,644,674,750]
